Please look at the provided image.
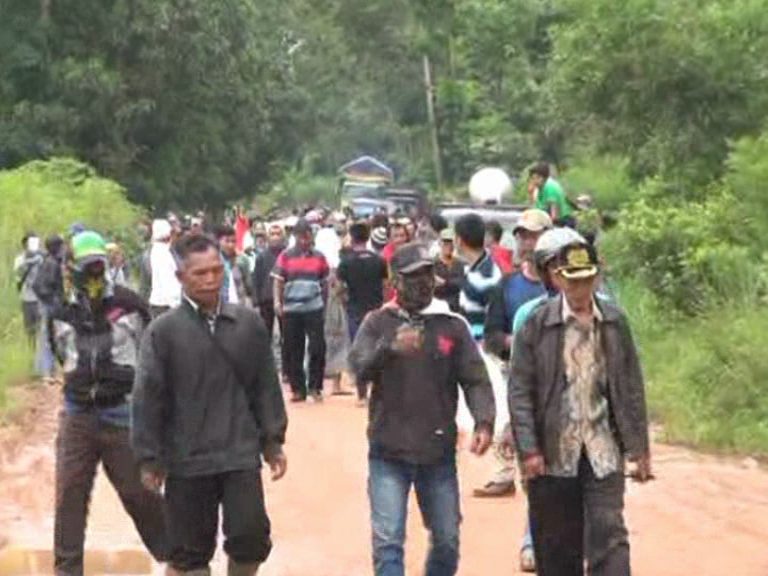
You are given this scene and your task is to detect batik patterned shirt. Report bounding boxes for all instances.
[549,298,621,479]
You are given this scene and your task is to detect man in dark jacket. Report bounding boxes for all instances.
[349,242,495,576]
[433,228,464,312]
[509,242,652,576]
[251,223,285,337]
[50,231,168,575]
[132,233,288,576]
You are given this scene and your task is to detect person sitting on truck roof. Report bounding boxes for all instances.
[529,162,575,228]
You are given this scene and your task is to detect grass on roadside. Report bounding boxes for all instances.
[616,279,768,455]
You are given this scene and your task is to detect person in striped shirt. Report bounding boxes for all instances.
[272,219,330,403]
[455,213,502,341]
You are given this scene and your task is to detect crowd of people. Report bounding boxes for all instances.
[12,163,650,576]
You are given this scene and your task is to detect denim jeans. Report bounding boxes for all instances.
[368,456,461,576]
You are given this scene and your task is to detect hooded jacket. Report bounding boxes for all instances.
[51,283,150,406]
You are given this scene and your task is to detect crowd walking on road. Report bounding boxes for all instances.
[12,161,652,576]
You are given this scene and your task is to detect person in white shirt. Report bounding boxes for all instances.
[148,219,182,318]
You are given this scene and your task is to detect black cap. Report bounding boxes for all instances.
[391,242,434,275]
[293,218,312,235]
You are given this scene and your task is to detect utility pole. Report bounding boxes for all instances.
[423,54,444,191]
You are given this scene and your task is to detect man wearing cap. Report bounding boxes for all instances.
[433,228,464,312]
[50,231,168,574]
[474,208,552,500]
[510,242,652,576]
[148,218,182,318]
[273,218,330,402]
[349,242,495,576]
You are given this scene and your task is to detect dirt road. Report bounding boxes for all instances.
[1,383,768,575]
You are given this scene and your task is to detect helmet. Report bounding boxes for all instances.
[533,227,586,277]
[71,231,108,268]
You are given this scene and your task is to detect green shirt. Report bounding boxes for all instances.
[535,178,572,219]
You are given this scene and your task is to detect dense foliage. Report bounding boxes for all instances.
[0,158,141,408]
[2,0,768,451]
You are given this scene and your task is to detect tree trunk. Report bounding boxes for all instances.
[423,54,444,191]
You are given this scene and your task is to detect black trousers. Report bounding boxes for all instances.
[165,469,272,571]
[282,309,326,396]
[54,411,168,575]
[528,455,630,576]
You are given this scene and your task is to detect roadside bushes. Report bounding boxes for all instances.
[600,130,768,454]
[0,158,141,409]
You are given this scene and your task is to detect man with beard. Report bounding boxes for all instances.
[349,242,495,576]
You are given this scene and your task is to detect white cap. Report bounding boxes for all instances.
[152,219,172,242]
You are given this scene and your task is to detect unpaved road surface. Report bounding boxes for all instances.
[1,383,768,575]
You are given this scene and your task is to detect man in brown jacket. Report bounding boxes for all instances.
[509,241,652,576]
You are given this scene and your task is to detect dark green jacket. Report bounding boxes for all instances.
[131,301,287,477]
[509,295,649,465]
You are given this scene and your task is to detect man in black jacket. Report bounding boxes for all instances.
[509,242,652,576]
[349,242,495,576]
[132,233,288,576]
[50,231,168,575]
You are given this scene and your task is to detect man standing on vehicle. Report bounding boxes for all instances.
[510,242,652,576]
[51,231,168,575]
[349,242,495,576]
[132,233,287,576]
[273,218,330,403]
[529,162,575,228]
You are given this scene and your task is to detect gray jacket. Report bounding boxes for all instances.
[509,295,649,465]
[131,301,287,477]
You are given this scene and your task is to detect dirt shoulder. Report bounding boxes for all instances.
[1,384,768,575]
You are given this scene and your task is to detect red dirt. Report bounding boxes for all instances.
[1,383,768,575]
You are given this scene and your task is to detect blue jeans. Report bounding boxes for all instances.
[368,456,461,576]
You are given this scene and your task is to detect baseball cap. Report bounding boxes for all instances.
[514,209,553,235]
[557,243,599,280]
[440,228,455,242]
[71,231,108,267]
[391,242,434,275]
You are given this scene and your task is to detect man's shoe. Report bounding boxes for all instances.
[290,393,306,403]
[520,547,536,573]
[310,390,323,403]
[472,480,516,498]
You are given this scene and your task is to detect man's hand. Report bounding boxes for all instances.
[628,453,653,483]
[434,275,446,287]
[275,301,284,318]
[140,467,166,494]
[522,453,545,480]
[499,423,515,460]
[391,325,422,354]
[266,450,288,481]
[470,426,493,456]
